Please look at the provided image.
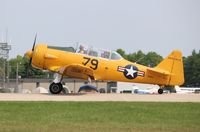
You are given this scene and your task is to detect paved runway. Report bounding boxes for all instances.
[0,93,200,102]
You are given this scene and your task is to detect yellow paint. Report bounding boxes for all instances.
[25,44,184,87]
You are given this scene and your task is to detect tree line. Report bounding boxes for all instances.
[0,49,199,87]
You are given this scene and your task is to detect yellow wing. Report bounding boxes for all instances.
[49,64,95,80]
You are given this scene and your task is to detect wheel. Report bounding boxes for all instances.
[49,82,63,94]
[158,88,163,94]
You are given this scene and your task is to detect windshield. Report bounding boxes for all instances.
[111,51,122,60]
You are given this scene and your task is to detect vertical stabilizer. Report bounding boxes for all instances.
[156,50,184,86]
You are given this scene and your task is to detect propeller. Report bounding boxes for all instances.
[26,34,37,77]
[29,34,37,65]
[32,34,37,51]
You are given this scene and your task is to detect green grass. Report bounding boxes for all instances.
[0,102,200,132]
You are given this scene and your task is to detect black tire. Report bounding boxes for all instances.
[49,82,63,94]
[158,88,163,94]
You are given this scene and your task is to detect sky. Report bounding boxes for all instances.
[0,0,200,58]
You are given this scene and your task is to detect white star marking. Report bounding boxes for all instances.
[125,66,138,77]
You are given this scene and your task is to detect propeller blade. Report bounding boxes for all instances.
[26,34,37,78]
[30,34,37,65]
[32,34,37,51]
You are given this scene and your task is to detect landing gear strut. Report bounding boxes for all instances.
[49,73,63,94]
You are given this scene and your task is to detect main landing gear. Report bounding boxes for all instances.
[158,88,163,94]
[49,82,63,94]
[158,86,164,94]
[49,73,63,94]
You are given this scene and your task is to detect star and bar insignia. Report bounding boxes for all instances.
[117,65,145,79]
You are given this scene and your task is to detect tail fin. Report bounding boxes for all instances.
[156,50,184,86]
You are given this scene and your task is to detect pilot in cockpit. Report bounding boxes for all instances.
[78,45,85,54]
[101,51,110,59]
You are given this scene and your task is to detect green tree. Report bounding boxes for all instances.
[0,58,5,79]
[127,50,146,65]
[184,50,200,87]
[9,55,48,78]
[116,49,127,59]
[144,52,163,67]
[117,50,162,67]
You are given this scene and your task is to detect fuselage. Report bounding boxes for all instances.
[26,44,171,86]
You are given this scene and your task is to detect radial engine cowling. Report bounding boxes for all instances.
[31,44,47,69]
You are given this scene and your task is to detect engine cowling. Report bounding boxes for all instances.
[31,44,47,69]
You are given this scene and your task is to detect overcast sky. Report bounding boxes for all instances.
[1,0,200,58]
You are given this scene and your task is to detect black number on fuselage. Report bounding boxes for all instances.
[82,57,91,65]
[82,57,98,70]
[90,59,98,70]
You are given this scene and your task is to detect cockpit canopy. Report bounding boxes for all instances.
[48,44,123,60]
[76,45,122,60]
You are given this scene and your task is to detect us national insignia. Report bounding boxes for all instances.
[117,64,145,79]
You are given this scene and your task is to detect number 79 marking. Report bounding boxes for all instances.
[82,57,98,70]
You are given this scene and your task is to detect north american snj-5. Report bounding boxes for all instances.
[25,36,184,94]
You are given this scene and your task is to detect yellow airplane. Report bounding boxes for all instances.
[25,37,184,94]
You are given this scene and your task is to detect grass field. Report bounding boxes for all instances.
[0,102,200,132]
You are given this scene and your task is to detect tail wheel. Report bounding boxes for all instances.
[49,82,63,94]
[158,88,163,94]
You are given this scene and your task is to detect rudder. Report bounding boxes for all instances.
[156,50,184,86]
